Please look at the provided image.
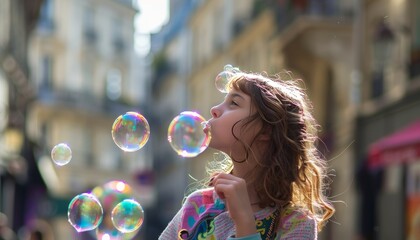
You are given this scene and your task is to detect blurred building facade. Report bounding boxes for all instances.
[355,0,420,239]
[0,0,45,238]
[22,0,154,239]
[149,0,420,240]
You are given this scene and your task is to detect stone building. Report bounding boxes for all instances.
[355,0,420,239]
[0,0,45,237]
[25,0,153,238]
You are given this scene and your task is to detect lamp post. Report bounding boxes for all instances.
[371,21,394,98]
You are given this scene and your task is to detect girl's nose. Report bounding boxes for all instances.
[210,105,221,118]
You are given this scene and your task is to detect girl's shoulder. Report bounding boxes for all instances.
[281,205,315,225]
[184,187,216,204]
[278,206,317,237]
[281,205,314,219]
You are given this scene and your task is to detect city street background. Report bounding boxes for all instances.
[1,0,420,239]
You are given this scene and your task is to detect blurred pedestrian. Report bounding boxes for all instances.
[0,212,17,240]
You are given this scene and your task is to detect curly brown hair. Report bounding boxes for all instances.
[207,71,335,231]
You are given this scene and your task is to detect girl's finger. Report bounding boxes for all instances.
[213,172,241,182]
[213,182,232,199]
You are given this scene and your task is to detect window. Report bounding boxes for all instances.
[41,56,53,89]
[95,129,121,170]
[82,59,93,94]
[409,0,420,79]
[106,68,122,101]
[370,21,394,98]
[0,0,10,47]
[83,6,97,43]
[212,5,224,52]
[413,0,420,50]
[38,0,54,30]
[0,73,8,131]
[82,128,94,166]
[112,18,125,53]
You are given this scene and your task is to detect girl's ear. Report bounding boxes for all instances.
[258,133,271,141]
[257,126,271,141]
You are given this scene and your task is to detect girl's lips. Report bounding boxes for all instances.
[202,120,211,134]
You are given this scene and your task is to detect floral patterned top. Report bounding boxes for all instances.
[159,188,317,240]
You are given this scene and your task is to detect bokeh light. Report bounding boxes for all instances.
[111,112,150,152]
[91,181,140,239]
[67,193,103,232]
[167,111,211,158]
[111,199,144,233]
[51,143,72,166]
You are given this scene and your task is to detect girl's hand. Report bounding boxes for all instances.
[212,173,257,237]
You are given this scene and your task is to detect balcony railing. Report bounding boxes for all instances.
[36,85,140,116]
[267,0,348,31]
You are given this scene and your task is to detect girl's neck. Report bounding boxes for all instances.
[231,168,263,212]
[230,156,258,177]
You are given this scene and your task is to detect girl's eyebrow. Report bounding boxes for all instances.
[225,92,245,100]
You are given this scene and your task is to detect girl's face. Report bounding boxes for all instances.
[208,88,259,156]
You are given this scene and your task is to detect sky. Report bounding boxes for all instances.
[134,0,170,56]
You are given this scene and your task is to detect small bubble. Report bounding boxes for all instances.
[68,193,103,232]
[51,143,72,166]
[111,199,144,233]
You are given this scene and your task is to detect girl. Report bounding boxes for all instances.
[159,67,335,240]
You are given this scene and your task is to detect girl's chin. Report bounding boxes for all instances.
[207,142,221,151]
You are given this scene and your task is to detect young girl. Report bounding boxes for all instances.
[159,67,335,240]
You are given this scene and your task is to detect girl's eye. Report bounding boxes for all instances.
[231,101,238,106]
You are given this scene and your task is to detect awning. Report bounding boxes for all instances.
[368,120,420,169]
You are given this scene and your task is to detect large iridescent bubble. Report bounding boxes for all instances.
[111,112,150,152]
[167,111,211,158]
[111,199,144,233]
[91,181,140,239]
[68,193,103,232]
[51,143,72,166]
[215,64,241,93]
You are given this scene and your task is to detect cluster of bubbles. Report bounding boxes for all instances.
[67,180,143,238]
[49,64,239,238]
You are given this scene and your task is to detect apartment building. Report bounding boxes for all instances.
[355,0,420,239]
[26,0,153,238]
[0,0,44,237]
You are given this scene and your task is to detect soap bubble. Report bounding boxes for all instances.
[51,143,72,166]
[68,193,103,232]
[111,112,150,152]
[91,181,139,239]
[215,64,241,93]
[167,111,211,158]
[111,199,144,233]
